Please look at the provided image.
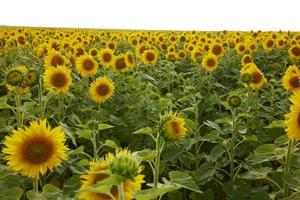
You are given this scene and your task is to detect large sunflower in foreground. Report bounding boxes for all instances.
[43,65,72,93]
[2,119,68,178]
[289,45,300,61]
[282,65,300,92]
[285,92,300,140]
[76,54,98,77]
[201,53,219,72]
[79,152,144,200]
[89,76,115,103]
[163,114,187,141]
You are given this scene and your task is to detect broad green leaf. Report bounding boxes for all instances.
[134,149,156,161]
[238,167,272,180]
[0,187,23,200]
[102,139,118,149]
[135,185,179,200]
[76,130,92,140]
[265,120,285,129]
[98,123,114,130]
[169,171,202,193]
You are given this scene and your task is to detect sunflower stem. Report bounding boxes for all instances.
[33,178,39,195]
[16,88,21,127]
[58,95,64,122]
[117,182,125,200]
[38,77,44,118]
[283,140,293,198]
[154,132,161,188]
[230,108,237,182]
[92,131,98,161]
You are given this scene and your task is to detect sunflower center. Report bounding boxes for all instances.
[96,84,110,96]
[292,46,300,56]
[82,59,95,71]
[170,121,179,135]
[239,45,245,52]
[23,139,53,164]
[51,72,67,88]
[115,58,127,70]
[212,45,222,55]
[91,50,97,56]
[18,36,25,44]
[179,52,185,58]
[244,56,251,64]
[76,48,84,57]
[146,52,155,62]
[127,54,134,64]
[279,40,284,46]
[108,43,115,50]
[267,40,274,48]
[206,58,216,67]
[251,71,263,84]
[103,53,112,62]
[289,76,300,88]
[51,54,64,67]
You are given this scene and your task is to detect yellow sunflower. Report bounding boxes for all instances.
[125,51,135,68]
[164,114,187,140]
[98,48,114,68]
[76,54,98,77]
[241,54,252,66]
[89,76,115,103]
[112,55,130,73]
[44,50,67,69]
[262,38,275,51]
[285,92,300,140]
[43,65,72,93]
[210,42,224,57]
[201,53,219,72]
[282,65,300,92]
[242,65,267,90]
[2,119,68,178]
[289,45,300,61]
[141,49,158,65]
[89,47,99,57]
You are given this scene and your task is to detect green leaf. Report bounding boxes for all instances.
[76,130,92,140]
[0,187,23,200]
[98,123,114,131]
[63,175,81,197]
[169,171,202,193]
[133,127,153,137]
[102,140,118,149]
[238,167,272,180]
[135,185,179,200]
[134,149,156,161]
[265,120,285,129]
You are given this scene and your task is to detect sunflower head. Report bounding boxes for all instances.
[44,50,66,68]
[289,45,300,61]
[283,65,300,92]
[43,65,72,93]
[162,113,187,141]
[76,54,98,78]
[141,49,158,65]
[112,55,129,73]
[107,149,141,180]
[5,69,23,86]
[99,48,114,68]
[228,95,242,108]
[25,69,39,87]
[201,53,219,72]
[285,91,300,140]
[89,76,115,103]
[2,119,68,178]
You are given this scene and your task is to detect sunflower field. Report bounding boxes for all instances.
[1,27,300,200]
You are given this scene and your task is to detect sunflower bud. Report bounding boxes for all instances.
[6,69,23,86]
[108,149,140,180]
[241,73,251,83]
[228,95,242,108]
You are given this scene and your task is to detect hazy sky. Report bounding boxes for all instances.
[1,0,300,31]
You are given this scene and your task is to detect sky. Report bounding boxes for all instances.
[1,0,300,31]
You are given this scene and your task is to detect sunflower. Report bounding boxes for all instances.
[191,48,203,63]
[125,51,135,68]
[2,119,68,178]
[177,50,187,60]
[241,54,252,66]
[98,48,114,68]
[242,65,267,90]
[89,76,115,103]
[262,38,275,51]
[210,42,224,57]
[282,65,300,92]
[79,160,144,200]
[112,55,130,73]
[5,69,23,86]
[43,65,72,93]
[44,50,67,69]
[141,49,158,65]
[163,114,187,141]
[289,45,300,61]
[285,92,300,140]
[25,69,39,87]
[89,47,99,57]
[76,54,98,77]
[201,53,219,72]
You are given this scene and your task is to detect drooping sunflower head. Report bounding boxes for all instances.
[2,119,68,178]
[43,65,72,93]
[24,69,39,87]
[44,50,67,69]
[112,55,130,73]
[201,53,219,72]
[98,48,114,68]
[79,159,144,200]
[283,65,300,92]
[107,149,141,180]
[5,69,23,86]
[89,76,115,103]
[76,54,98,78]
[141,49,158,65]
[163,113,187,141]
[285,92,300,140]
